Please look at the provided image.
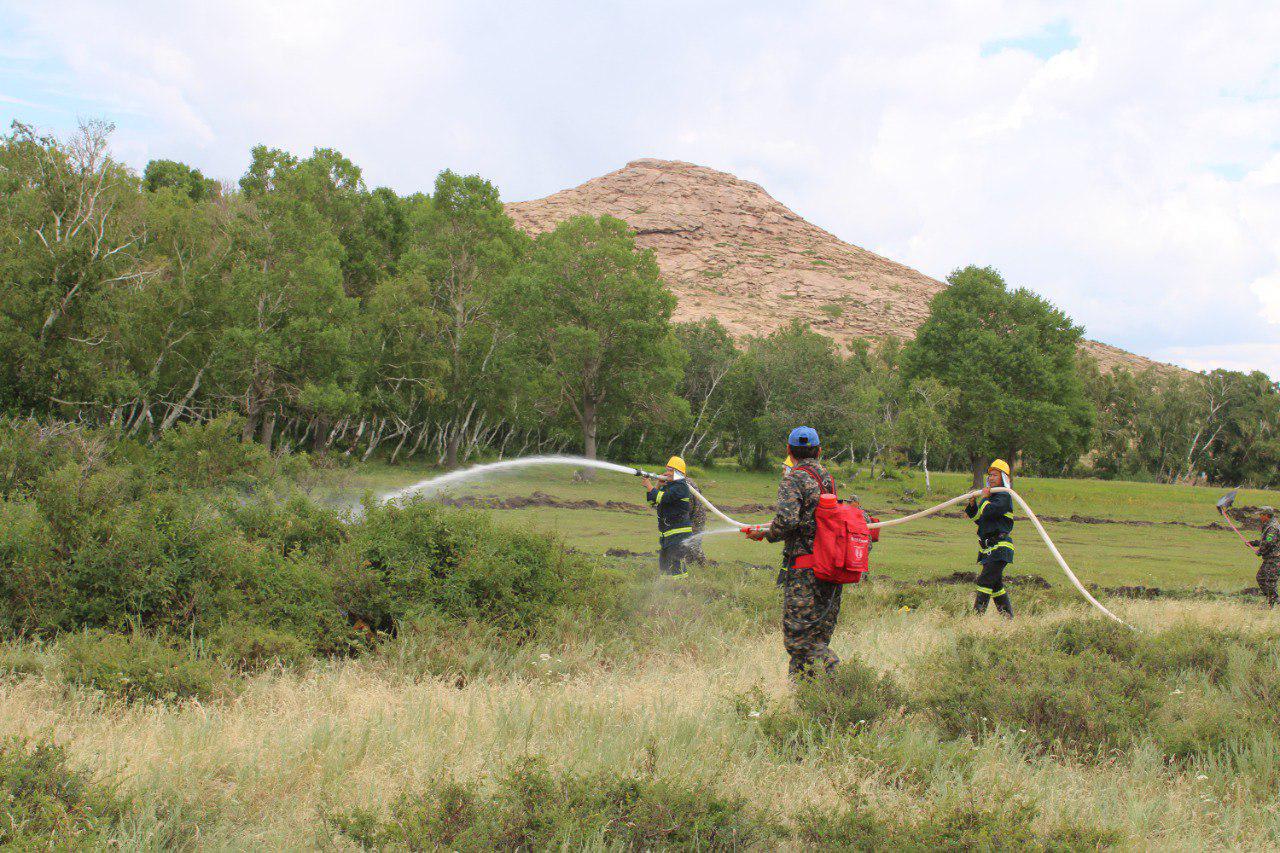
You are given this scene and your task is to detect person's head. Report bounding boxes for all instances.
[787,426,821,462]
[1262,506,1276,524]
[665,455,687,480]
[987,458,1011,488]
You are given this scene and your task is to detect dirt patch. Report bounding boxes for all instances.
[890,507,1235,531]
[918,571,1052,589]
[440,491,648,514]
[605,547,649,558]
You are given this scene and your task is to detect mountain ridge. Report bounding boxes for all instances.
[506,158,1181,375]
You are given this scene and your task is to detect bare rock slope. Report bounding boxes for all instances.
[506,159,1178,374]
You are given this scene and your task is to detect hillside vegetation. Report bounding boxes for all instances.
[1,417,1279,847]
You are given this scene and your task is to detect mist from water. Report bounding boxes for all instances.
[380,455,648,504]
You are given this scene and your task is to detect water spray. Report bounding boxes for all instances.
[382,456,1132,629]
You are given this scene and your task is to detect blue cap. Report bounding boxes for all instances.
[788,426,820,447]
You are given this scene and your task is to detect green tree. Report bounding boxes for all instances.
[899,376,955,493]
[0,120,143,414]
[672,318,738,460]
[902,265,1093,485]
[514,215,683,459]
[397,171,529,467]
[142,159,220,201]
[724,322,858,469]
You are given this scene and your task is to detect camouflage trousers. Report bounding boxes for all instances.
[782,564,842,680]
[1258,561,1279,608]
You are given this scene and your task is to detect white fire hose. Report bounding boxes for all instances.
[685,483,1132,629]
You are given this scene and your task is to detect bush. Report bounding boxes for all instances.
[0,737,128,847]
[344,502,597,633]
[211,622,309,672]
[0,498,62,635]
[796,796,1122,851]
[916,632,1159,753]
[794,658,908,732]
[61,631,227,703]
[326,758,779,850]
[147,414,274,490]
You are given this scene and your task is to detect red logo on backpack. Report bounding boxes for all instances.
[790,469,871,584]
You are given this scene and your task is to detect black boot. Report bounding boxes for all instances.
[973,591,990,614]
[994,592,1013,619]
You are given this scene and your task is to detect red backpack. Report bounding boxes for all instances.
[790,467,871,584]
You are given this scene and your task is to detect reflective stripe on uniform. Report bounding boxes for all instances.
[974,500,989,519]
[975,585,1008,597]
[661,526,693,538]
[979,541,1014,554]
[976,585,997,595]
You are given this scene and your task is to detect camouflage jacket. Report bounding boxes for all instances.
[685,478,708,532]
[765,460,834,561]
[1258,519,1280,562]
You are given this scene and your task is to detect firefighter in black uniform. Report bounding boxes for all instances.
[644,456,694,577]
[964,458,1015,617]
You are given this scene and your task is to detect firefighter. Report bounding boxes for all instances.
[1248,506,1279,608]
[965,459,1015,617]
[643,456,694,577]
[744,426,841,679]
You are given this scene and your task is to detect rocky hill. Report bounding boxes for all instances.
[506,159,1181,375]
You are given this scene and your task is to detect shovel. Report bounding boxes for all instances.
[1216,489,1257,553]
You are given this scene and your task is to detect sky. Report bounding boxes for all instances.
[2,1,1279,378]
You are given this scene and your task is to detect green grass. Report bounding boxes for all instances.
[312,461,1280,593]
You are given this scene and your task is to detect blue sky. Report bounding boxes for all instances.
[3,1,1279,378]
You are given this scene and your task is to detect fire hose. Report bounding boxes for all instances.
[636,468,1132,630]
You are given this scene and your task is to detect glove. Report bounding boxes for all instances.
[742,525,767,541]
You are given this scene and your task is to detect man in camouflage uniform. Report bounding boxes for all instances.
[1249,506,1279,608]
[744,426,841,680]
[684,474,710,566]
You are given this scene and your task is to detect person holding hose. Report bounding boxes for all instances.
[743,426,841,679]
[1248,506,1279,607]
[643,456,694,578]
[965,459,1015,617]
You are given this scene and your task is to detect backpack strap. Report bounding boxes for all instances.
[793,464,835,497]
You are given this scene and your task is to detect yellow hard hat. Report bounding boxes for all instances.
[666,456,687,474]
[989,459,1011,476]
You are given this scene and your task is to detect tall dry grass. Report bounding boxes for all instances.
[2,593,1279,849]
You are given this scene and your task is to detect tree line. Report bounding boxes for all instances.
[2,121,1277,487]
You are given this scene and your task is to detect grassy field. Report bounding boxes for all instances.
[5,460,1280,849]
[315,460,1280,593]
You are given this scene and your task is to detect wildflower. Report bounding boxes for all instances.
[539,653,551,661]
[748,711,761,718]
[1171,688,1184,695]
[1196,774,1208,781]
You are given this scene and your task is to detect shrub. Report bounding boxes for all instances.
[211,622,309,672]
[0,498,63,635]
[916,632,1159,753]
[344,502,596,633]
[224,492,348,557]
[0,737,128,847]
[61,631,226,703]
[793,658,908,732]
[147,414,273,490]
[796,796,1122,851]
[326,758,779,850]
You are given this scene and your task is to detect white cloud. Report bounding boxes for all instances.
[1157,343,1280,380]
[3,1,1279,377]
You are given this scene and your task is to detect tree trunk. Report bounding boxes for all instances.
[243,399,261,442]
[970,453,985,488]
[259,411,277,452]
[581,401,597,460]
[922,441,932,495]
[444,429,461,470]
